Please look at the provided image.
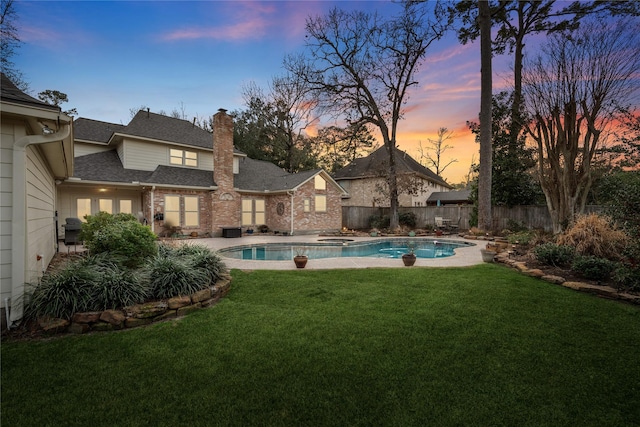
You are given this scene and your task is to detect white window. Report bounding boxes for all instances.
[314,175,326,190]
[170,149,198,167]
[77,198,91,221]
[242,198,265,226]
[315,195,327,212]
[255,199,265,225]
[184,196,199,227]
[242,199,253,226]
[165,195,180,227]
[99,199,113,214]
[119,200,132,214]
[303,199,311,213]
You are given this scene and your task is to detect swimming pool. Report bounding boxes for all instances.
[218,238,473,261]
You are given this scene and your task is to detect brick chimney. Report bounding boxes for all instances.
[213,108,234,190]
[211,108,240,234]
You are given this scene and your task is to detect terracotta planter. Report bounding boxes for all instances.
[294,255,308,268]
[402,253,417,266]
[435,230,443,236]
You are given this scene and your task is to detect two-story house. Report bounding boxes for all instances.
[57,108,346,239]
[333,146,452,207]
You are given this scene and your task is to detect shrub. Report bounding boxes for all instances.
[90,266,148,310]
[85,220,158,268]
[612,264,640,293]
[146,255,209,299]
[571,256,616,282]
[533,243,575,267]
[24,260,98,320]
[557,214,629,261]
[80,212,137,243]
[369,215,390,230]
[174,244,227,285]
[399,212,417,228]
[507,230,535,246]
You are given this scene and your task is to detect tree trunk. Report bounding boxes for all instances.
[386,142,400,230]
[478,0,493,231]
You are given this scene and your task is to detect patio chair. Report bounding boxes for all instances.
[435,216,445,231]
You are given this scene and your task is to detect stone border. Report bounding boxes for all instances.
[493,251,640,305]
[36,274,232,335]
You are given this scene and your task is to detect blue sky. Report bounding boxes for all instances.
[13,0,518,182]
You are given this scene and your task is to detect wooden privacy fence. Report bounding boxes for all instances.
[342,205,604,233]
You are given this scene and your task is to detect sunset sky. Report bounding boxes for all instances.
[14,0,522,183]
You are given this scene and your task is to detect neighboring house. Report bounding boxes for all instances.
[426,190,472,206]
[333,146,452,207]
[1,73,74,327]
[57,108,345,241]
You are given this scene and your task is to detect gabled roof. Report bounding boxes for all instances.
[117,110,214,150]
[73,112,244,154]
[72,150,330,193]
[74,118,125,143]
[235,157,321,192]
[1,73,60,112]
[333,146,451,188]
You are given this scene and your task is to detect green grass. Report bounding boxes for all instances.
[3,264,640,426]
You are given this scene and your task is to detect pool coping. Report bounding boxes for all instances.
[196,235,486,270]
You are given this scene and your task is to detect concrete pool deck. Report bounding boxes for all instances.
[58,234,486,270]
[195,234,485,270]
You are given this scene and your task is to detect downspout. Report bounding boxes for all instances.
[288,191,295,236]
[10,121,70,325]
[150,186,156,234]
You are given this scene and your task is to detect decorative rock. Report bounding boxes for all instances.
[100,309,126,326]
[92,322,114,332]
[526,269,545,278]
[177,303,201,317]
[191,288,212,303]
[128,301,168,319]
[201,298,218,308]
[72,311,102,324]
[68,322,90,334]
[562,281,618,298]
[154,310,178,321]
[542,275,565,284]
[125,317,153,328]
[514,262,529,272]
[38,317,70,333]
[168,296,191,310]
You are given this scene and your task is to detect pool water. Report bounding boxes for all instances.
[219,239,471,261]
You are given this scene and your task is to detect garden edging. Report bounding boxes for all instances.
[493,251,640,305]
[37,274,232,335]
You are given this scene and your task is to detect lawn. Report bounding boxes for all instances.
[2,264,640,426]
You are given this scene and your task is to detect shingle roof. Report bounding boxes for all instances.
[333,146,451,188]
[1,73,60,111]
[234,157,319,192]
[427,190,471,203]
[73,150,317,192]
[121,110,214,150]
[148,166,215,187]
[74,118,125,143]
[73,151,152,183]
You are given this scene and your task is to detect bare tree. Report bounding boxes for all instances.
[286,2,448,229]
[1,0,27,90]
[522,17,640,233]
[478,0,493,231]
[418,127,457,177]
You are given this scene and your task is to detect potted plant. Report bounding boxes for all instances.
[402,241,417,266]
[294,246,308,268]
[480,243,497,263]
